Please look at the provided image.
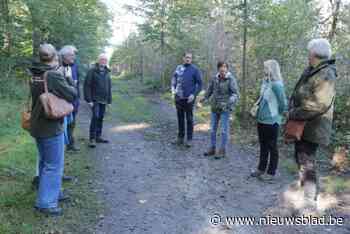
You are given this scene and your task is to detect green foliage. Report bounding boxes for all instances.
[0,0,112,97]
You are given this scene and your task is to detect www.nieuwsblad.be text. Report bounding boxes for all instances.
[210,213,345,226]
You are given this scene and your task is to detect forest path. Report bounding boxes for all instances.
[76,77,346,234]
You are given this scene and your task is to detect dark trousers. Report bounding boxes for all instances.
[67,110,78,146]
[257,123,279,175]
[175,98,194,140]
[89,103,106,140]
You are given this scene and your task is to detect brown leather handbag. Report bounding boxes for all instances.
[284,120,306,143]
[21,107,31,131]
[39,72,74,119]
[21,78,32,131]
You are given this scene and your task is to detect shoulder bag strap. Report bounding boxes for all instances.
[43,71,49,94]
[25,76,32,111]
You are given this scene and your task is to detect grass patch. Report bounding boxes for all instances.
[0,99,102,233]
[322,175,350,194]
[109,75,156,123]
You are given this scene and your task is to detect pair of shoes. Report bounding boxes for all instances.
[96,137,109,143]
[35,207,63,216]
[89,139,96,148]
[66,144,80,152]
[250,170,264,178]
[215,149,226,159]
[204,147,216,156]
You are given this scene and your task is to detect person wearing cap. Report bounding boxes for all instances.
[84,53,112,148]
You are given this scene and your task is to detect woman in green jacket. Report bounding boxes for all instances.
[250,60,287,181]
[200,61,240,159]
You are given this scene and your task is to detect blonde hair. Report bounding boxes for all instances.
[264,59,283,81]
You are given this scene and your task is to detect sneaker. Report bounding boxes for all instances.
[250,170,264,178]
[204,147,216,156]
[185,140,193,148]
[35,207,63,217]
[89,139,96,148]
[215,149,226,159]
[96,137,109,143]
[261,174,276,183]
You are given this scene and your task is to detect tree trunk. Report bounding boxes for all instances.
[140,42,144,83]
[241,0,248,121]
[328,0,341,42]
[28,2,41,58]
[1,0,11,56]
[160,0,166,90]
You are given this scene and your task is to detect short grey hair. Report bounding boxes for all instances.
[98,53,108,61]
[39,43,57,62]
[59,45,78,58]
[307,38,332,59]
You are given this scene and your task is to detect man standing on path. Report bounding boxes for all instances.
[84,54,112,148]
[59,45,80,152]
[171,52,203,147]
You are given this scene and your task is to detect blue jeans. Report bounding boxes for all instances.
[210,111,230,149]
[89,103,106,140]
[35,133,65,209]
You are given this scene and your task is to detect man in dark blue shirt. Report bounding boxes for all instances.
[171,52,202,147]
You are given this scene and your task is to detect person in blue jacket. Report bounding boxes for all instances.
[171,52,202,147]
[250,59,287,182]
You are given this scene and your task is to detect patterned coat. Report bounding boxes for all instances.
[289,59,337,146]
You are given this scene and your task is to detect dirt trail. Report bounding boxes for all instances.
[77,79,348,234]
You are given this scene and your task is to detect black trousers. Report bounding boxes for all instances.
[257,123,279,175]
[67,110,78,146]
[175,98,194,140]
[89,103,106,140]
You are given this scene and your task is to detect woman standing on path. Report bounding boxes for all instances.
[29,44,77,216]
[250,59,287,182]
[200,61,239,159]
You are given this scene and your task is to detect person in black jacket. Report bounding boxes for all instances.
[84,54,112,148]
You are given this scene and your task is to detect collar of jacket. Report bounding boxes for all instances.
[94,63,111,73]
[312,58,336,69]
[215,72,232,80]
[305,58,336,78]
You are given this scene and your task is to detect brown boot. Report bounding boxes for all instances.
[215,148,226,159]
[204,147,216,156]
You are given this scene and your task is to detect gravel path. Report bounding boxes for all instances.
[77,80,348,234]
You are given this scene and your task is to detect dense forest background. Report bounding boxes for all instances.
[110,0,350,148]
[1,0,350,147]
